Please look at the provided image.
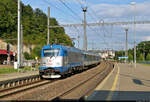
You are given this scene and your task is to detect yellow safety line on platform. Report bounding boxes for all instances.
[106,63,120,100]
[95,64,116,90]
[86,63,116,100]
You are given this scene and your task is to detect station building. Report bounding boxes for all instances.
[0,49,16,64]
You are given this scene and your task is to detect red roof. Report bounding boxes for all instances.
[0,49,14,55]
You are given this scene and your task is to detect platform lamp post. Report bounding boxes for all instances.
[125,27,128,63]
[143,43,145,62]
[131,2,136,68]
[82,7,87,51]
[77,35,80,49]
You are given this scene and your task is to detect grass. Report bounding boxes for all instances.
[137,63,150,66]
[0,66,39,74]
[0,68,18,74]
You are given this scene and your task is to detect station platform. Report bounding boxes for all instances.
[87,63,150,101]
[0,70,39,82]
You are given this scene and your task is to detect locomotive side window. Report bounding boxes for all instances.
[43,49,60,57]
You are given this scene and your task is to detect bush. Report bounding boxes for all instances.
[138,54,144,61]
[24,52,32,60]
[31,46,41,60]
[128,54,133,61]
[146,54,150,61]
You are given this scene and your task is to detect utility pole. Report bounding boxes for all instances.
[7,43,10,65]
[77,35,80,49]
[21,24,24,66]
[92,42,94,50]
[47,7,50,45]
[17,0,21,68]
[143,43,145,61]
[131,2,136,68]
[82,7,87,51]
[125,28,128,62]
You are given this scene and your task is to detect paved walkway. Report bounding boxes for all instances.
[0,70,39,81]
[87,63,150,101]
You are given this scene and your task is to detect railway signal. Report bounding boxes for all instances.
[7,43,10,65]
[7,43,10,54]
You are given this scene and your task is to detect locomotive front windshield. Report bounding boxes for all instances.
[43,49,60,57]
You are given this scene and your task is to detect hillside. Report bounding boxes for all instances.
[0,0,73,47]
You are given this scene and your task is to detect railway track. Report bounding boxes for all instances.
[0,61,114,101]
[0,75,55,100]
[51,62,114,101]
[0,80,51,99]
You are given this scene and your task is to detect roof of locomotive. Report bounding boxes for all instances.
[42,44,100,56]
[42,44,82,53]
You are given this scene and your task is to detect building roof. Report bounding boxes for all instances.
[0,49,14,55]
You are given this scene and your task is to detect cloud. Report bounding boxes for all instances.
[22,0,150,50]
[90,0,150,20]
[142,36,150,41]
[136,24,150,32]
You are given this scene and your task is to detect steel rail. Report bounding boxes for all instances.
[0,80,53,99]
[0,75,40,90]
[50,62,113,100]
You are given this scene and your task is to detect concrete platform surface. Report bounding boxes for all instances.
[0,70,39,81]
[87,63,150,101]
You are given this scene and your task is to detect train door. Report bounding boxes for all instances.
[63,50,68,68]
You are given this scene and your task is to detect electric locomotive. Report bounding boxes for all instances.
[39,44,101,79]
[39,44,83,78]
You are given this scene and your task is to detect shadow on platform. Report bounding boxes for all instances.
[6,90,150,102]
[86,90,150,101]
[111,71,150,87]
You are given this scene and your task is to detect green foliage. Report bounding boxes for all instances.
[0,67,38,74]
[0,68,18,74]
[128,53,133,61]
[138,53,144,61]
[0,0,73,47]
[24,52,32,60]
[31,46,41,59]
[114,50,125,60]
[127,41,150,61]
[146,54,150,61]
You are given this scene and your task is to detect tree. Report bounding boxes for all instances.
[128,53,133,62]
[24,52,32,60]
[138,54,144,61]
[146,54,150,61]
[31,46,41,59]
[114,50,125,60]
[0,0,73,48]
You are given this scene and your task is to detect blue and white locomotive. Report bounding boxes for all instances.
[39,44,101,79]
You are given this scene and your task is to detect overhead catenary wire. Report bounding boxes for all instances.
[58,0,83,22]
[77,0,112,39]
[60,0,108,49]
[44,0,116,50]
[75,0,107,38]
[43,0,80,23]
[76,0,84,8]
[22,0,31,5]
[87,25,106,42]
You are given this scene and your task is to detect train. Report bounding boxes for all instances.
[39,44,101,79]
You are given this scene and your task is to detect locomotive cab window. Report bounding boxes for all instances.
[43,49,60,57]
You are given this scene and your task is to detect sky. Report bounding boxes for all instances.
[22,0,150,51]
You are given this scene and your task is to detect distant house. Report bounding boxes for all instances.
[99,50,115,59]
[0,49,16,64]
